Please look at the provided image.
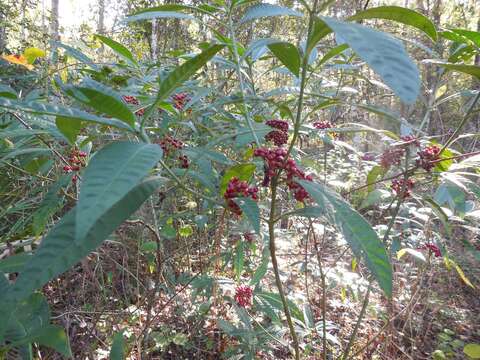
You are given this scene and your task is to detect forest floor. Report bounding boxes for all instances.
[41,219,480,359]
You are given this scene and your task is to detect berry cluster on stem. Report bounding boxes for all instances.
[224,177,259,215]
[122,95,145,116]
[254,147,312,202]
[234,285,253,307]
[172,92,190,110]
[391,178,415,199]
[416,145,441,171]
[265,119,289,146]
[63,148,87,183]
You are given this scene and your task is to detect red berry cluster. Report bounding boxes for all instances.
[234,285,253,307]
[122,95,145,116]
[63,149,87,183]
[419,243,441,257]
[380,147,405,168]
[178,155,189,169]
[158,136,184,156]
[416,145,441,171]
[313,120,333,129]
[266,119,289,132]
[400,135,420,146]
[265,119,289,146]
[391,178,415,199]
[172,92,189,110]
[254,147,312,202]
[224,177,259,215]
[243,232,255,243]
[265,130,288,146]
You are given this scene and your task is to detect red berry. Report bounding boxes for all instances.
[266,119,289,132]
[391,178,415,199]
[380,148,404,168]
[224,177,259,215]
[234,285,253,307]
[265,130,288,146]
[416,145,441,171]
[313,120,333,129]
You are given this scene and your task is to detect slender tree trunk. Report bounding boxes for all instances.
[50,0,59,62]
[151,19,158,61]
[97,0,106,57]
[0,8,6,53]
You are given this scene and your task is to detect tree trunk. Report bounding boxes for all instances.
[0,8,6,53]
[50,0,59,42]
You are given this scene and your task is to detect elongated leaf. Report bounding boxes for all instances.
[130,4,216,17]
[240,3,302,23]
[0,84,17,99]
[0,253,33,273]
[110,331,126,360]
[267,42,301,77]
[306,17,332,55]
[56,116,83,144]
[321,17,420,104]
[0,98,133,131]
[149,45,224,112]
[235,197,260,234]
[4,177,163,310]
[450,28,480,47]
[318,44,349,66]
[76,142,163,242]
[8,324,71,357]
[95,34,138,67]
[348,6,437,41]
[64,80,136,127]
[257,292,304,323]
[424,60,480,79]
[234,240,245,281]
[124,11,194,23]
[298,180,392,296]
[56,42,99,70]
[250,247,269,285]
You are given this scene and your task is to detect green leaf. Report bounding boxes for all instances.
[425,61,480,79]
[267,42,301,77]
[0,84,17,99]
[76,142,163,242]
[434,181,466,216]
[366,165,386,192]
[124,10,194,23]
[256,292,304,323]
[63,80,136,127]
[95,34,138,67]
[321,17,420,104]
[110,331,126,360]
[318,44,349,67]
[148,45,224,114]
[4,177,163,309]
[464,343,480,359]
[348,6,437,41]
[240,3,303,23]
[250,247,269,285]
[56,42,99,70]
[128,4,215,18]
[449,28,480,47]
[306,17,332,55]
[8,325,72,357]
[235,198,261,234]
[220,163,256,195]
[56,117,83,144]
[0,253,33,273]
[234,240,245,281]
[0,98,133,131]
[298,180,392,296]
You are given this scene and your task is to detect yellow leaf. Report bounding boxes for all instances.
[24,47,46,64]
[351,257,357,271]
[1,54,34,70]
[340,287,347,303]
[453,261,475,288]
